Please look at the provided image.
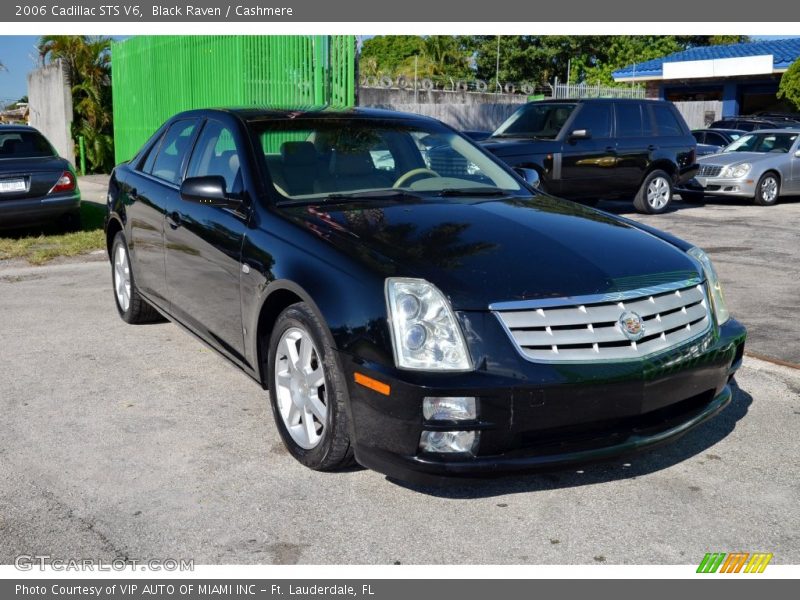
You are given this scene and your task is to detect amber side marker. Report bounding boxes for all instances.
[354,372,391,396]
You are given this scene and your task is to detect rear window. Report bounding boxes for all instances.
[0,130,55,159]
[652,105,684,136]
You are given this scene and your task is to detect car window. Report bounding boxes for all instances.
[493,103,577,139]
[615,103,644,137]
[253,119,522,200]
[570,103,612,138]
[186,120,242,194]
[652,105,683,136]
[691,131,705,144]
[723,132,798,153]
[150,120,198,184]
[706,132,726,146]
[0,130,55,159]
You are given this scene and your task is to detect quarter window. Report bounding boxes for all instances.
[652,105,684,136]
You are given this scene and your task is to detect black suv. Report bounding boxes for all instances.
[481,99,697,214]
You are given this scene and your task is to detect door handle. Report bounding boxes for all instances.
[166,211,182,229]
[605,146,616,153]
[648,144,658,151]
[128,187,139,201]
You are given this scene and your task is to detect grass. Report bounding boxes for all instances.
[0,202,106,266]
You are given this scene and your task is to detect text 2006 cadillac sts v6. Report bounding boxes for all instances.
[105,108,745,483]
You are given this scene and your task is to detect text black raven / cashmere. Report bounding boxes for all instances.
[105,107,745,483]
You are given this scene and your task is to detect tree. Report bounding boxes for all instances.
[37,35,114,173]
[360,35,425,76]
[778,58,800,110]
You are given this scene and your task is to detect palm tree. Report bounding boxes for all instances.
[37,35,114,173]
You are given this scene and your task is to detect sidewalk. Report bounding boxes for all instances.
[78,174,110,205]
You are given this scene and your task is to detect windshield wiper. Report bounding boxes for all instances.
[438,187,510,197]
[276,189,423,206]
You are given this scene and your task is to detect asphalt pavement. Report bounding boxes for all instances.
[1,245,798,564]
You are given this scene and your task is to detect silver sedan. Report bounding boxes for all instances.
[679,129,800,206]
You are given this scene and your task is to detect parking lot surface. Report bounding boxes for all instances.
[1,198,798,565]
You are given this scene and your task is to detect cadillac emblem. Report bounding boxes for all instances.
[618,311,645,341]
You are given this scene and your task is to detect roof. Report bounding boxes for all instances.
[613,38,800,80]
[177,106,438,123]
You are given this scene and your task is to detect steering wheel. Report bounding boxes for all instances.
[392,168,440,188]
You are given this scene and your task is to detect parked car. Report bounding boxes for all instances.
[691,128,746,156]
[709,116,800,131]
[0,125,80,229]
[105,107,745,483]
[480,98,698,214]
[679,129,800,205]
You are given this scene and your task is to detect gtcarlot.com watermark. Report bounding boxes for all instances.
[14,555,194,572]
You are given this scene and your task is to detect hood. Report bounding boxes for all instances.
[697,151,777,166]
[282,196,701,310]
[480,137,562,158]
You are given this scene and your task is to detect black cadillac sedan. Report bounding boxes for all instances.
[0,125,80,228]
[105,108,745,483]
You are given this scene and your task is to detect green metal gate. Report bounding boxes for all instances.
[111,35,356,163]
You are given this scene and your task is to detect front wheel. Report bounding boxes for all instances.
[267,302,354,471]
[634,170,673,214]
[754,172,780,206]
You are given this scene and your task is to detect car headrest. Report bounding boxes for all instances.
[281,141,317,167]
[330,151,375,176]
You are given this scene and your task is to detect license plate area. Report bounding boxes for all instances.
[0,178,27,193]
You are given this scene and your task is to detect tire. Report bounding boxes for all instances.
[754,172,780,206]
[267,302,354,471]
[633,169,673,214]
[679,191,705,204]
[111,232,163,324]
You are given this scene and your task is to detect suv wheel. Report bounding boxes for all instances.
[754,172,780,206]
[111,232,163,324]
[634,170,673,214]
[267,302,354,471]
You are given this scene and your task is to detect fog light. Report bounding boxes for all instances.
[419,430,478,454]
[423,396,477,421]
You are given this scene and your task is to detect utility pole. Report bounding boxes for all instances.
[495,35,501,94]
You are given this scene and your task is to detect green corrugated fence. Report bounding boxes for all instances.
[111,35,356,164]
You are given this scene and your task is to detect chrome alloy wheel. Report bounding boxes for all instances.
[646,176,671,210]
[760,175,778,203]
[274,327,328,449]
[113,244,131,312]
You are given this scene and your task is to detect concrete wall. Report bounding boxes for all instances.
[27,60,75,166]
[358,87,527,131]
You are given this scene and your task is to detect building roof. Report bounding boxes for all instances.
[613,38,800,80]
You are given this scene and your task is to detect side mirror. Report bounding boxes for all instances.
[569,129,591,141]
[180,176,240,208]
[514,167,541,189]
[795,149,800,158]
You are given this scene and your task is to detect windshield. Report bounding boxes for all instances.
[723,132,798,154]
[251,118,523,201]
[492,103,577,138]
[0,130,56,159]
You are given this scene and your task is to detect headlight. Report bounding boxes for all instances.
[688,247,730,325]
[385,277,472,371]
[723,163,751,178]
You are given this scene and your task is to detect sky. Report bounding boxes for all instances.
[0,34,795,106]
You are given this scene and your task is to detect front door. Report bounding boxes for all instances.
[164,118,249,361]
[559,102,616,198]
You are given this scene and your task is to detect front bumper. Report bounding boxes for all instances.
[340,318,746,484]
[0,192,81,228]
[679,176,756,198]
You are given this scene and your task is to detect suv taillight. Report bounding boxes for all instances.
[50,171,76,194]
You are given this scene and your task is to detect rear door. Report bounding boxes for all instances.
[613,102,653,195]
[164,118,249,361]
[126,119,199,307]
[558,102,616,198]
